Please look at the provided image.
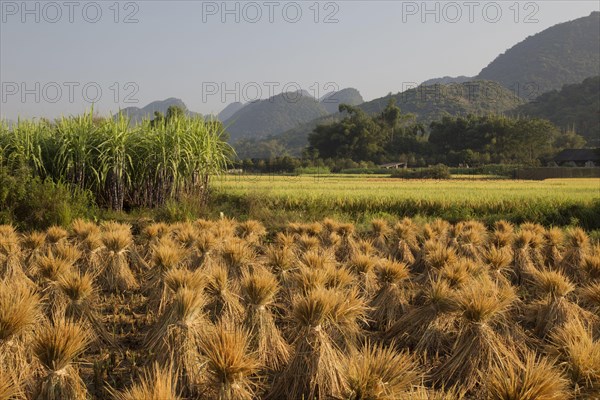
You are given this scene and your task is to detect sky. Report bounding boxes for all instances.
[1,0,599,120]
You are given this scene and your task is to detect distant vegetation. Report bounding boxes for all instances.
[305,98,583,166]
[512,76,600,146]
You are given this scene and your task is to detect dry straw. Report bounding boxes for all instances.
[112,363,181,400]
[145,287,211,393]
[33,319,90,400]
[343,341,422,400]
[199,321,260,400]
[240,267,290,371]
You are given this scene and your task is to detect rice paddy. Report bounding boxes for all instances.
[1,217,600,399]
[214,175,600,229]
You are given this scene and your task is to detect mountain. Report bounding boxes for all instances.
[477,12,600,94]
[218,102,246,121]
[358,80,523,122]
[511,76,600,146]
[319,88,364,114]
[117,98,201,124]
[223,91,329,141]
[233,80,523,156]
[421,76,474,86]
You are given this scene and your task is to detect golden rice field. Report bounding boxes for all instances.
[1,217,600,399]
[213,175,600,229]
[215,175,599,202]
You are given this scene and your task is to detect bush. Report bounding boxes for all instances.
[339,168,391,175]
[0,167,95,230]
[391,164,451,179]
[294,166,331,175]
[450,164,518,177]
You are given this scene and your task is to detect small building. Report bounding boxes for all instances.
[379,162,407,169]
[553,149,600,167]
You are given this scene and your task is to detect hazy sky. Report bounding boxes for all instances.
[1,0,599,120]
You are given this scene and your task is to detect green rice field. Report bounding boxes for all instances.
[212,175,600,229]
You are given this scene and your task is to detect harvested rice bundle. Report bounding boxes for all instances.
[548,318,600,395]
[274,231,295,249]
[141,223,170,252]
[298,248,336,271]
[21,231,46,266]
[295,233,321,253]
[0,366,23,400]
[342,341,422,400]
[53,243,82,267]
[44,226,68,248]
[164,268,205,294]
[35,253,74,314]
[519,225,546,269]
[334,223,357,262]
[199,321,260,400]
[265,245,296,286]
[422,219,451,243]
[579,282,600,316]
[76,232,103,277]
[204,263,244,323]
[436,278,521,392]
[145,288,211,393]
[543,228,564,270]
[32,319,90,400]
[56,272,116,347]
[0,226,28,283]
[235,220,266,245]
[385,279,458,357]
[369,259,410,330]
[170,222,201,255]
[453,228,485,262]
[560,228,590,281]
[582,247,600,282]
[321,218,341,235]
[525,269,588,338]
[269,288,366,400]
[289,264,332,296]
[321,231,342,250]
[485,351,571,400]
[369,218,392,254]
[511,230,539,285]
[492,220,515,249]
[417,240,457,276]
[346,253,379,298]
[145,238,186,314]
[98,227,137,291]
[0,281,41,386]
[112,363,181,400]
[190,231,217,270]
[439,258,476,290]
[482,246,513,285]
[240,268,290,370]
[391,219,420,266]
[69,219,100,243]
[212,217,237,239]
[220,238,256,278]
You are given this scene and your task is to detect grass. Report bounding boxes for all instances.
[212,175,600,229]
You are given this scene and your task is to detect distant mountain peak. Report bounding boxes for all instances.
[477,12,600,94]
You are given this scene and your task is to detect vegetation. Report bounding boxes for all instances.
[214,175,600,230]
[512,76,600,146]
[478,12,600,94]
[0,217,599,399]
[0,110,232,217]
